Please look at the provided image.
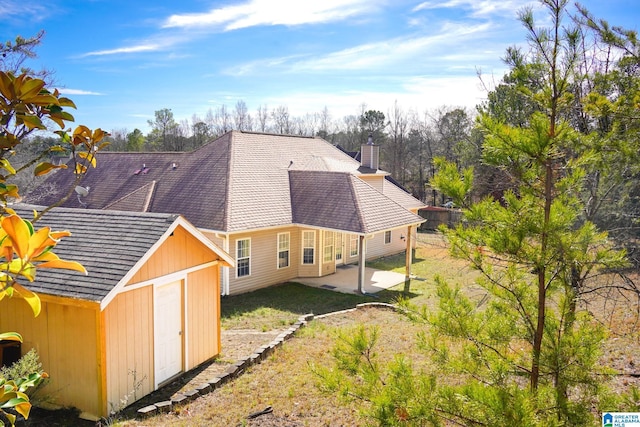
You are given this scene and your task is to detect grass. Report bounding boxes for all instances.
[221,282,382,331]
[221,231,477,332]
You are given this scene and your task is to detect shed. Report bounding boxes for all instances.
[0,205,234,420]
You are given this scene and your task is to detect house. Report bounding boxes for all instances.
[29,131,425,295]
[0,206,234,420]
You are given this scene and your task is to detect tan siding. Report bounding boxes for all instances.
[228,227,300,295]
[103,286,154,415]
[296,228,320,279]
[127,226,217,285]
[364,226,417,260]
[358,174,385,192]
[0,298,101,417]
[201,231,224,247]
[186,266,220,368]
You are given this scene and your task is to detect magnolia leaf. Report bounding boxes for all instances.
[75,164,87,174]
[18,78,45,99]
[54,131,71,144]
[48,230,71,240]
[27,227,56,258]
[77,151,97,168]
[34,162,58,176]
[38,259,87,275]
[0,332,22,342]
[57,97,76,108]
[12,283,41,316]
[18,115,45,131]
[1,215,31,259]
[0,159,15,176]
[14,400,31,419]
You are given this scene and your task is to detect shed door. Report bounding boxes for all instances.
[154,280,183,386]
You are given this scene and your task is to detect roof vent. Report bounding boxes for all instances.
[134,164,150,175]
[172,162,177,170]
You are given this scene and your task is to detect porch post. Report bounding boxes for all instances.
[358,235,366,294]
[404,225,413,293]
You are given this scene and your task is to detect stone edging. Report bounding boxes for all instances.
[136,302,401,418]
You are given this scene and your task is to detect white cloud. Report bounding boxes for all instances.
[254,74,489,120]
[56,88,103,96]
[81,43,163,57]
[163,0,382,31]
[225,21,493,75]
[412,0,533,18]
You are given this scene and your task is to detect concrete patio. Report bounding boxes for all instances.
[295,264,406,294]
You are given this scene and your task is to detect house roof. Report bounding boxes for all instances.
[28,131,425,233]
[9,205,232,303]
[289,171,423,234]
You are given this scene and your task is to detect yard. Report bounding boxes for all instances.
[26,232,640,426]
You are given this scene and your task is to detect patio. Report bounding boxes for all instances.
[295,264,406,294]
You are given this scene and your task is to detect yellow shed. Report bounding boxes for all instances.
[0,205,234,420]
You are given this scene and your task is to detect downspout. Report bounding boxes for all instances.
[404,225,413,293]
[215,233,230,296]
[357,235,366,294]
[223,236,230,296]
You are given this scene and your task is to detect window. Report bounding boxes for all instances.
[350,234,359,257]
[302,231,315,265]
[236,238,250,277]
[277,233,290,269]
[335,233,343,261]
[323,231,334,263]
[384,230,392,244]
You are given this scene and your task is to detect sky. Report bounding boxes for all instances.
[1,0,638,133]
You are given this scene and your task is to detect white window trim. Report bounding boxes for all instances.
[302,230,315,265]
[384,230,392,245]
[350,234,359,257]
[323,231,334,263]
[236,238,251,278]
[277,232,290,269]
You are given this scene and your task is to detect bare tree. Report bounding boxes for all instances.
[271,105,291,134]
[256,104,269,132]
[234,100,252,131]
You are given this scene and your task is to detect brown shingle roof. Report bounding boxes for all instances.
[29,131,424,233]
[289,170,423,234]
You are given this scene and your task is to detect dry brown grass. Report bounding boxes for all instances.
[118,309,425,427]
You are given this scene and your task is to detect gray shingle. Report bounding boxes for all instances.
[10,205,179,302]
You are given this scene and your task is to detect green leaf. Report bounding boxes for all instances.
[0,332,22,342]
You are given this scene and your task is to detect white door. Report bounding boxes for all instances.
[335,233,345,265]
[154,280,183,386]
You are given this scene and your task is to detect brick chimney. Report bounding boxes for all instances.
[360,134,379,171]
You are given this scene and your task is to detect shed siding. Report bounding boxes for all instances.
[228,227,301,295]
[126,226,215,285]
[103,286,154,416]
[186,266,220,368]
[0,298,101,417]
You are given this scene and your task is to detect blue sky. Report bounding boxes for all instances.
[1,0,638,133]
